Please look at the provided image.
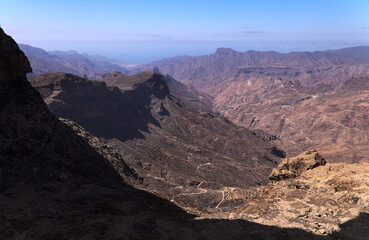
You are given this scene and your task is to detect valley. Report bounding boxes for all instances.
[138,47,369,163]
[29,71,281,213]
[1,26,369,239]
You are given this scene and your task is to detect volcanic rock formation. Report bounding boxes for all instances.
[30,71,282,212]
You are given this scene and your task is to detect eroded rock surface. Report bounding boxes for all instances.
[269,150,326,181]
[136,47,369,164]
[236,151,369,238]
[214,75,369,163]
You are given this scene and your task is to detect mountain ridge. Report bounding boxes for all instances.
[136,45,369,92]
[30,71,282,212]
[19,44,129,78]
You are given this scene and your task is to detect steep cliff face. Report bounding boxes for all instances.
[98,71,214,112]
[31,71,282,212]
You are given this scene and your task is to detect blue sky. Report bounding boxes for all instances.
[1,0,369,63]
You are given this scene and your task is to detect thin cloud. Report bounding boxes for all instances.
[362,27,369,30]
[243,31,264,34]
[136,34,160,37]
[135,33,173,40]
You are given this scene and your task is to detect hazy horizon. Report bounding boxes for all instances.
[18,40,369,65]
[2,0,369,64]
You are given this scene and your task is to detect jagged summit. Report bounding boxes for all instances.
[0,28,32,79]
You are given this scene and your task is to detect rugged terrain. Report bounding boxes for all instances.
[19,44,128,78]
[30,71,282,212]
[97,71,214,112]
[137,47,369,163]
[23,44,369,163]
[235,150,369,239]
[213,74,369,163]
[1,27,344,240]
[137,46,369,92]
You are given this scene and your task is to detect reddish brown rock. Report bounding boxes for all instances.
[269,150,326,181]
[236,152,369,238]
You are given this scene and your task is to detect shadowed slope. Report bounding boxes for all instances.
[31,70,282,212]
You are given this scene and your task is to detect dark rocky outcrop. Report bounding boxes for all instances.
[31,71,282,212]
[29,72,161,141]
[97,71,214,112]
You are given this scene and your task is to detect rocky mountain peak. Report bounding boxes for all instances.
[100,71,170,99]
[269,150,326,181]
[0,28,32,79]
[215,47,237,55]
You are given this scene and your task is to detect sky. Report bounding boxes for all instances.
[1,0,369,63]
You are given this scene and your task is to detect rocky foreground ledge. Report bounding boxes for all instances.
[235,150,369,237]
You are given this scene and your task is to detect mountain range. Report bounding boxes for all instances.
[19,44,129,78]
[135,46,369,163]
[137,46,369,91]
[2,30,369,239]
[19,43,369,162]
[1,28,348,239]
